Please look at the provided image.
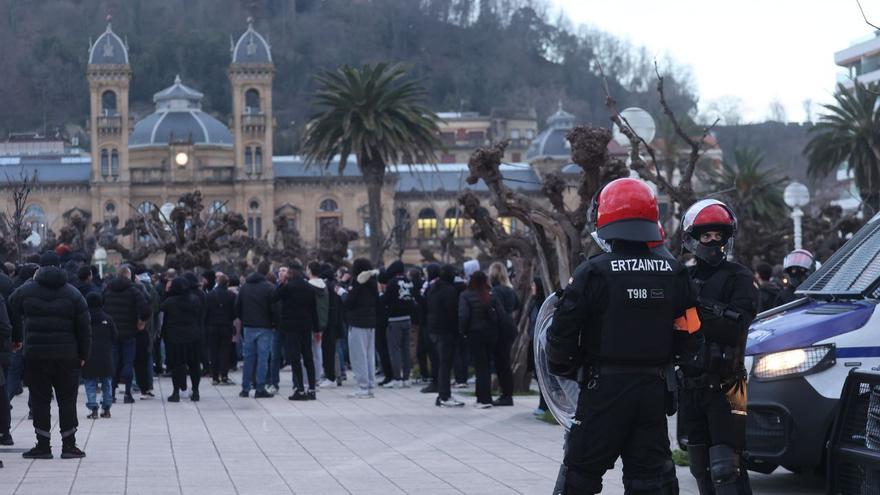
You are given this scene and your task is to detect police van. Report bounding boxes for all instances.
[743,213,880,474]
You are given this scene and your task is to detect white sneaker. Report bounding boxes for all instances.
[437,397,465,408]
[318,379,338,388]
[348,389,374,399]
[401,380,411,388]
[453,382,469,389]
[474,402,493,409]
[266,385,278,395]
[380,381,397,389]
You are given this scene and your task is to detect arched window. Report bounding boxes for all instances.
[444,207,464,238]
[23,204,47,240]
[417,208,438,238]
[210,200,228,214]
[499,217,518,234]
[137,201,157,215]
[245,89,261,113]
[276,204,300,231]
[244,145,263,175]
[393,208,411,247]
[247,200,262,238]
[319,198,339,212]
[101,90,117,115]
[101,149,109,177]
[110,149,119,177]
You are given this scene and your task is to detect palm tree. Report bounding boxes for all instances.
[805,81,880,213]
[301,63,441,264]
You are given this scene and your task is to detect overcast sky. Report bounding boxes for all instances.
[552,0,877,123]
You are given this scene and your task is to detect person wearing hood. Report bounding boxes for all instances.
[9,251,90,459]
[318,263,343,388]
[459,271,507,408]
[161,277,204,402]
[205,273,237,386]
[272,264,319,400]
[5,263,39,407]
[234,261,276,398]
[183,271,209,382]
[306,262,328,387]
[418,263,440,393]
[102,265,150,404]
[345,258,380,398]
[82,292,117,419]
[379,260,416,388]
[427,264,464,407]
[0,284,12,446]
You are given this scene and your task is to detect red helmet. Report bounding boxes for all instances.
[595,178,661,242]
[682,199,737,265]
[647,222,666,249]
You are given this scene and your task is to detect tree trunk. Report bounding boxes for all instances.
[361,158,386,266]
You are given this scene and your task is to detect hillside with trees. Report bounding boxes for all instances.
[0,0,698,153]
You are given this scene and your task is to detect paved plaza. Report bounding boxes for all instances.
[1,371,821,494]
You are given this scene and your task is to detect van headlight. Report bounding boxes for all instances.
[752,344,835,381]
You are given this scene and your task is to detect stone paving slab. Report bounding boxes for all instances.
[0,370,822,494]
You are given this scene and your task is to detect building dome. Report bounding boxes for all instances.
[232,18,272,64]
[129,75,233,148]
[526,102,575,161]
[88,22,128,65]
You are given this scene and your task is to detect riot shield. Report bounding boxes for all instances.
[533,291,581,431]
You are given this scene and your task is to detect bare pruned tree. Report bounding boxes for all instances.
[0,167,38,263]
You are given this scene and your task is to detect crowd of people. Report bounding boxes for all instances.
[0,246,537,464]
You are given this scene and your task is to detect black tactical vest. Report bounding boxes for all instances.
[691,262,740,347]
[588,251,684,365]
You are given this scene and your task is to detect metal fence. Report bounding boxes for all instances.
[828,368,880,494]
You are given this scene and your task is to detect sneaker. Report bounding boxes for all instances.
[492,396,514,407]
[167,392,180,403]
[288,390,308,401]
[266,385,278,395]
[307,390,317,401]
[100,409,111,419]
[60,445,86,459]
[533,408,547,417]
[140,391,155,400]
[190,390,200,402]
[435,397,465,408]
[22,445,53,459]
[378,378,393,387]
[254,390,274,399]
[123,394,135,404]
[474,402,493,409]
[318,379,338,388]
[239,390,250,398]
[380,380,397,389]
[221,378,236,386]
[86,409,99,420]
[348,389,374,399]
[0,433,13,446]
[454,382,469,389]
[212,380,221,386]
[420,383,438,394]
[401,380,411,388]
[336,378,343,386]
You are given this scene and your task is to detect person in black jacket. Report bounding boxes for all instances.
[459,271,506,408]
[74,266,98,297]
[409,267,430,385]
[527,277,548,416]
[345,258,379,398]
[82,292,117,419]
[0,268,14,446]
[427,264,463,407]
[9,251,91,459]
[206,273,237,385]
[234,261,276,398]
[162,278,204,402]
[102,266,150,404]
[488,262,518,407]
[5,263,39,408]
[379,260,416,388]
[272,266,319,400]
[318,263,343,388]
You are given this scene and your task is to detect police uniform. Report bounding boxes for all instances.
[678,200,758,495]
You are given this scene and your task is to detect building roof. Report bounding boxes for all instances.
[129,76,233,148]
[88,22,128,65]
[232,18,272,64]
[0,155,90,184]
[525,102,575,162]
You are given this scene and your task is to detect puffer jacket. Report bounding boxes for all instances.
[102,275,150,340]
[309,278,329,332]
[235,273,275,329]
[82,305,118,379]
[426,277,459,335]
[458,290,504,339]
[344,269,379,329]
[161,279,204,344]
[272,276,319,333]
[8,266,90,362]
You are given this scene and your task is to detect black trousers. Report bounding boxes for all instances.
[0,364,10,435]
[321,331,337,382]
[561,373,677,494]
[167,342,201,394]
[286,331,316,391]
[25,357,80,446]
[416,324,433,380]
[679,387,746,450]
[207,326,233,381]
[453,336,469,384]
[430,333,455,401]
[153,336,164,373]
[493,327,514,398]
[375,324,393,380]
[134,331,153,392]
[468,334,495,405]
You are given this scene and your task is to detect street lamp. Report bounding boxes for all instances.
[612,107,657,148]
[93,247,107,279]
[784,182,810,250]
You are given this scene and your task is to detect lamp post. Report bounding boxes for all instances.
[93,247,108,279]
[784,182,810,250]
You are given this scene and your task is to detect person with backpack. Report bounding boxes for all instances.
[82,293,117,419]
[458,271,506,409]
[380,260,416,388]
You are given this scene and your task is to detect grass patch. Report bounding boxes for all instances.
[672,449,689,467]
[538,410,558,425]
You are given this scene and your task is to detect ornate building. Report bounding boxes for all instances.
[0,19,549,267]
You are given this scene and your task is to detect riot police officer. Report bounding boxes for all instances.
[679,200,758,495]
[780,248,814,300]
[548,178,700,495]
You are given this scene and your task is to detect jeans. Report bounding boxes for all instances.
[268,330,285,388]
[113,337,137,394]
[7,351,24,401]
[386,318,411,381]
[348,327,375,391]
[241,327,273,393]
[84,377,113,410]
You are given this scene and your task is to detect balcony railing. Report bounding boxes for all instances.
[241,113,266,135]
[130,168,167,184]
[97,115,122,136]
[198,167,235,183]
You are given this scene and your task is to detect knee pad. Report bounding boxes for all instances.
[557,465,602,495]
[709,444,741,487]
[688,443,710,480]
